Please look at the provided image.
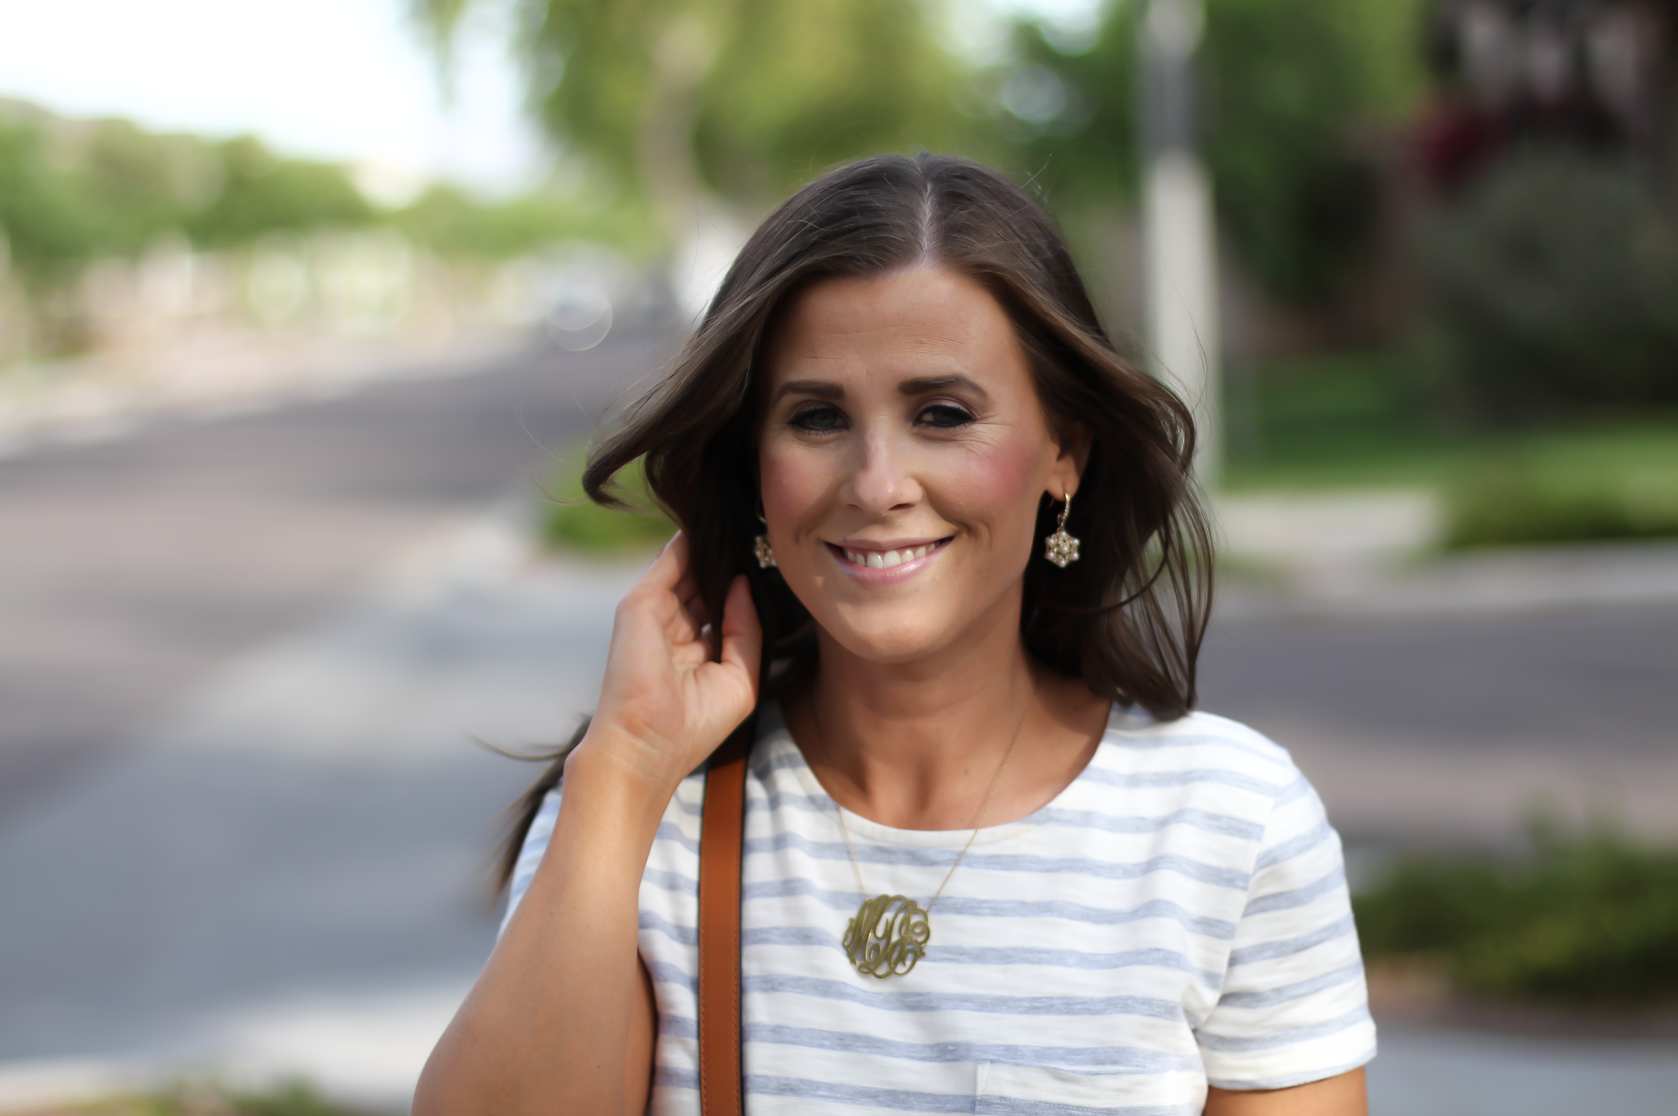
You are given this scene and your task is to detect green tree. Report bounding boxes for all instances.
[994,11,1141,215]
[0,107,377,273]
[73,119,222,257]
[185,136,374,247]
[0,120,97,288]
[413,0,978,236]
[395,182,653,258]
[1002,0,1429,305]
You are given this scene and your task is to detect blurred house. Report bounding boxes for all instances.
[1419,0,1675,194]
[1411,0,1678,420]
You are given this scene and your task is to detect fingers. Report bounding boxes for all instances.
[651,532,714,636]
[674,570,708,630]
[641,530,687,591]
[717,574,763,689]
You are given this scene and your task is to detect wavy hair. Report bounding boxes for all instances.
[498,153,1213,887]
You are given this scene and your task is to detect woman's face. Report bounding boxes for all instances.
[758,265,1081,666]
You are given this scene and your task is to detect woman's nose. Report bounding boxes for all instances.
[843,430,920,515]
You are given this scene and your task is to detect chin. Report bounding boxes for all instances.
[818,608,971,666]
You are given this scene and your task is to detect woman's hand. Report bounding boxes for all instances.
[577,532,763,792]
[415,533,761,1116]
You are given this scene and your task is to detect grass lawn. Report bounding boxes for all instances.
[1225,350,1470,491]
[540,445,675,555]
[1226,350,1678,547]
[50,1081,384,1116]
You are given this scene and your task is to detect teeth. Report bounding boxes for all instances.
[841,543,939,568]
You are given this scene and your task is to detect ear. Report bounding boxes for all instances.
[1047,421,1089,502]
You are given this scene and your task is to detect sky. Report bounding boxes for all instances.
[0,0,545,200]
[0,0,1107,201]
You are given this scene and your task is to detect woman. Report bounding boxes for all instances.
[416,154,1375,1115]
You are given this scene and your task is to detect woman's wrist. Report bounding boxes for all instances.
[564,723,691,828]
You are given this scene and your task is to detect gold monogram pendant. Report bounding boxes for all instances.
[842,894,931,978]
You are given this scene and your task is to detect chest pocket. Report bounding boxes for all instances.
[975,1062,1207,1115]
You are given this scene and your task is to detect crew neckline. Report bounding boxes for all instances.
[756,699,1123,850]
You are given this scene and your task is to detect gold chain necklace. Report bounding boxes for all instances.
[810,682,1035,979]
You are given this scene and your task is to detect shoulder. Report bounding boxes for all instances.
[1076,705,1330,863]
[1096,705,1305,796]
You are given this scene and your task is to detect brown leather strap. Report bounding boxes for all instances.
[698,728,748,1116]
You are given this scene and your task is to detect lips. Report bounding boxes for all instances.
[838,539,948,569]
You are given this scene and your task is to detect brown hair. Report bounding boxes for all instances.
[498,152,1213,888]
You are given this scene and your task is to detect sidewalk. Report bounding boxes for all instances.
[1217,489,1678,618]
[1367,1022,1678,1116]
[1,503,1674,1112]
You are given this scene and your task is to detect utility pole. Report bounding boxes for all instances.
[1140,0,1221,487]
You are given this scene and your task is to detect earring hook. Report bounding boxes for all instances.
[1044,491,1080,567]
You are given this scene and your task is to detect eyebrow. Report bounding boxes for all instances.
[898,374,989,401]
[770,374,990,405]
[770,379,845,405]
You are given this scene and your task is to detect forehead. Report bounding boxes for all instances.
[761,266,1032,393]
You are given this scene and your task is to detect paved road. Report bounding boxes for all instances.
[0,553,633,1069]
[1200,601,1678,843]
[0,331,668,827]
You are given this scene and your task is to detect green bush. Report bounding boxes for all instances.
[1353,830,1678,1005]
[1444,441,1678,549]
[71,1080,380,1116]
[1423,148,1678,423]
[542,450,675,554]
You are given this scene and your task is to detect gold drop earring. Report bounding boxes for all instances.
[1044,491,1080,567]
[754,515,777,569]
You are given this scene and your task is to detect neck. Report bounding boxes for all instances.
[802,587,1040,830]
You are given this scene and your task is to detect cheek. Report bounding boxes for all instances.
[939,435,1044,526]
[759,442,830,528]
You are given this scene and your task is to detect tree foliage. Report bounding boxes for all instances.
[0,120,94,287]
[0,106,377,289]
[0,99,600,296]
[393,182,655,258]
[418,0,1431,302]
[414,0,979,232]
[976,0,1428,305]
[1202,0,1392,302]
[687,0,975,195]
[185,137,375,247]
[69,118,224,258]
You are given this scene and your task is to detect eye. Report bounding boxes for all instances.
[790,403,847,432]
[917,402,974,429]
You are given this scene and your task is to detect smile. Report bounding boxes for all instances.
[828,537,952,573]
[844,544,932,569]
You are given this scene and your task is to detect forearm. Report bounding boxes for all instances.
[1204,1068,1367,1116]
[415,737,675,1116]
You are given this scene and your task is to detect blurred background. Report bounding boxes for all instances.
[1,0,1675,1113]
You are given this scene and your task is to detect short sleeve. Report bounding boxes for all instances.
[499,787,563,936]
[1195,769,1377,1090]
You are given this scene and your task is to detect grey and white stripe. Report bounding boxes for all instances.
[504,704,1376,1114]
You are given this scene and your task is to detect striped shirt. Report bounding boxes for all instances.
[504,703,1376,1114]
